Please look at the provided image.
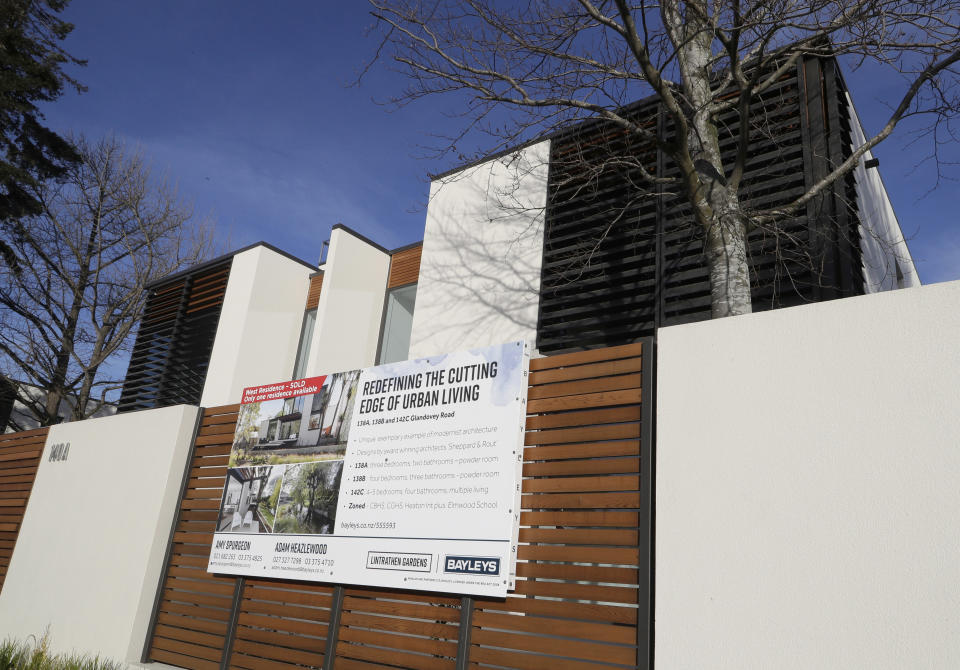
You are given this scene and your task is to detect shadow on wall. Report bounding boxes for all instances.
[411,144,549,356]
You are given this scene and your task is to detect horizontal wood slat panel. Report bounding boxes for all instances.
[529,357,642,386]
[388,244,422,287]
[471,344,644,668]
[0,427,48,595]
[469,644,626,670]
[472,610,636,644]
[336,640,454,670]
[529,342,643,371]
[335,588,461,669]
[305,272,324,310]
[472,628,636,665]
[526,373,641,401]
[229,576,335,670]
[147,405,237,669]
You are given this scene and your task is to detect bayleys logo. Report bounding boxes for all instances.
[444,555,500,575]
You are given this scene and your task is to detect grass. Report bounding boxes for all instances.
[0,633,122,670]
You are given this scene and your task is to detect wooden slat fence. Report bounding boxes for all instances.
[334,588,461,669]
[229,578,334,670]
[469,341,647,670]
[145,404,242,670]
[144,340,653,669]
[0,427,48,594]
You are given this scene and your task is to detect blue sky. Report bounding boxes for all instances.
[42,1,959,283]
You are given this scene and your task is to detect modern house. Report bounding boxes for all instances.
[109,55,915,413]
[3,53,956,670]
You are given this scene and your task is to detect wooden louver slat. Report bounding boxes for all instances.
[118,259,232,413]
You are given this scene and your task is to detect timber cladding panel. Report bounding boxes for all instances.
[0,427,48,595]
[388,245,422,288]
[145,340,651,669]
[306,273,324,310]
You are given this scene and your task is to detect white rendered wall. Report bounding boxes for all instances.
[200,246,312,406]
[0,406,199,663]
[656,281,960,670]
[304,227,391,374]
[408,141,549,358]
[847,95,920,291]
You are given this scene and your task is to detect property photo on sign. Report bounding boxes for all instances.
[208,340,529,597]
[228,371,360,467]
[217,466,284,534]
[273,460,343,534]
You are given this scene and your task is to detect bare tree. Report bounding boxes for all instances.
[368,0,960,316]
[0,135,214,428]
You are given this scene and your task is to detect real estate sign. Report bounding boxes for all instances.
[207,341,529,597]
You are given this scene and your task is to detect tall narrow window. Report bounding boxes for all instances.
[377,284,417,364]
[292,309,317,378]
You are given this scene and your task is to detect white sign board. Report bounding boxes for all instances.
[207,341,528,597]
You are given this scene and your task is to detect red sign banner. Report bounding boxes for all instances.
[240,376,327,404]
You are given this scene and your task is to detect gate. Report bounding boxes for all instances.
[144,340,654,669]
[0,426,49,595]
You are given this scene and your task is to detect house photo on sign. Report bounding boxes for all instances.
[207,341,530,598]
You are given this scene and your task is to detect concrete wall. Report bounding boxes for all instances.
[305,226,391,374]
[847,95,920,291]
[656,280,960,669]
[200,246,313,406]
[0,406,199,663]
[408,141,549,358]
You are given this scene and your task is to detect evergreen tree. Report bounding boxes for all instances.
[0,0,84,270]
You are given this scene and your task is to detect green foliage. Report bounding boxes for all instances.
[272,507,306,534]
[0,0,85,269]
[0,632,122,670]
[234,402,262,447]
[268,477,282,511]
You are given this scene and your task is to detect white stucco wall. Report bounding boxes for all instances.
[200,246,313,406]
[0,406,199,663]
[656,280,960,669]
[305,227,391,374]
[847,94,920,291]
[408,141,549,359]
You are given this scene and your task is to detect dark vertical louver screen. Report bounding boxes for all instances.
[538,55,863,353]
[0,377,15,432]
[117,259,232,412]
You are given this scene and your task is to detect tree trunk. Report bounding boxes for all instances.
[670,2,754,319]
[704,210,752,317]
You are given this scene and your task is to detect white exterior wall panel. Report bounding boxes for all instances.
[304,227,391,374]
[847,95,920,291]
[408,141,549,358]
[200,246,312,406]
[656,280,960,669]
[0,406,199,663]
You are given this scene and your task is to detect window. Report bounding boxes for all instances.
[377,284,417,364]
[292,309,317,379]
